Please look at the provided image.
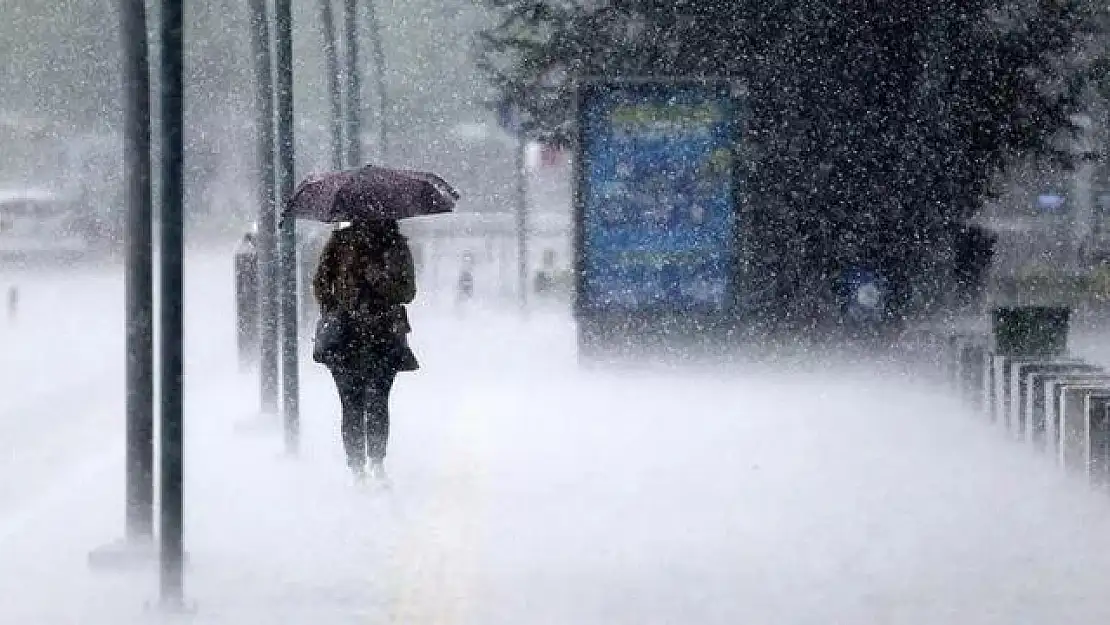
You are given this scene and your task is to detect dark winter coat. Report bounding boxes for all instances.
[312,223,419,371]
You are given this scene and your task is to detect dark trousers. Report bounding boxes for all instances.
[331,363,396,468]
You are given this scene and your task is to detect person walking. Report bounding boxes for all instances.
[312,219,419,484]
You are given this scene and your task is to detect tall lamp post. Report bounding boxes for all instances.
[157,0,186,606]
[343,0,361,166]
[319,0,344,170]
[275,0,300,454]
[248,0,279,415]
[366,0,388,161]
[120,0,155,545]
[499,100,529,311]
[87,0,156,571]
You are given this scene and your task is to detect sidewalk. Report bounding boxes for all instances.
[0,252,237,522]
[0,306,558,624]
[9,308,1110,623]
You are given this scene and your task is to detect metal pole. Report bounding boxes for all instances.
[249,0,279,414]
[319,0,344,171]
[158,0,185,605]
[343,0,361,167]
[121,0,154,544]
[515,134,528,310]
[276,0,300,454]
[365,0,387,161]
[234,237,260,370]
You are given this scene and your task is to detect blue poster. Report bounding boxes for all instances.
[578,82,735,313]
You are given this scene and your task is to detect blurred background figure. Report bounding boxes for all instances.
[5,284,17,322]
[233,230,259,370]
[456,250,475,307]
[533,248,557,298]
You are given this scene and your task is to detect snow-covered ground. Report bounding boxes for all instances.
[5,255,1110,623]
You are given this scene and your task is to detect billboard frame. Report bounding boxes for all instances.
[572,76,748,354]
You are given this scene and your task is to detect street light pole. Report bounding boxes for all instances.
[365,0,388,161]
[120,0,154,544]
[343,0,361,167]
[319,0,344,170]
[275,0,300,454]
[515,132,528,311]
[157,0,186,606]
[498,100,529,311]
[248,0,279,415]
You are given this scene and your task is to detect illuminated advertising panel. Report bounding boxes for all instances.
[577,80,735,313]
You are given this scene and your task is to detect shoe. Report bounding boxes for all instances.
[350,460,367,482]
[368,459,384,478]
[368,459,391,488]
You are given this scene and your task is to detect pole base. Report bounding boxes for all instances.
[88,538,192,571]
[144,597,198,616]
[88,537,157,570]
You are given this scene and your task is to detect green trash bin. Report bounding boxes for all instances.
[992,306,1070,359]
[992,306,1071,431]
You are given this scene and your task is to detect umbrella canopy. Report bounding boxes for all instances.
[283,165,460,224]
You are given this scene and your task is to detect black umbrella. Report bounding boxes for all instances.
[282,164,460,224]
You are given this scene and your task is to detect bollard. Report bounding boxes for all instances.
[1089,397,1110,488]
[941,332,989,409]
[1023,363,1102,448]
[991,354,1015,428]
[987,352,999,422]
[956,336,989,407]
[946,333,967,388]
[966,342,990,412]
[234,233,260,370]
[945,332,987,399]
[1045,373,1110,453]
[1059,385,1110,474]
[1009,359,1085,441]
[946,333,964,386]
[992,306,1070,433]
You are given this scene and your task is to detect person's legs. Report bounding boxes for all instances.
[331,366,369,474]
[365,366,397,466]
